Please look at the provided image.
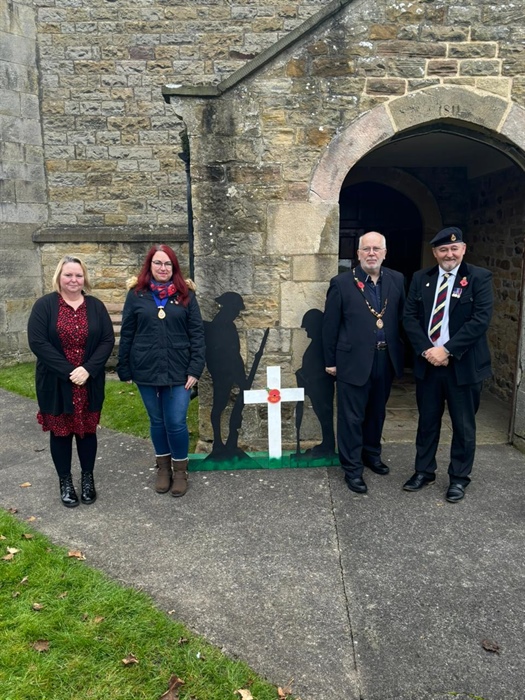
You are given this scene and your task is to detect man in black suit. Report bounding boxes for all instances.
[322,231,405,494]
[403,227,493,503]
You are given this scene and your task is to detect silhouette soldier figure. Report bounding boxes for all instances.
[295,309,336,458]
[204,292,247,455]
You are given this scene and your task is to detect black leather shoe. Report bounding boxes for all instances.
[403,472,436,491]
[446,482,465,503]
[59,475,79,508]
[345,476,368,494]
[80,472,97,504]
[365,461,390,475]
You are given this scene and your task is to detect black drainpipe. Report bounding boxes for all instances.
[178,127,194,280]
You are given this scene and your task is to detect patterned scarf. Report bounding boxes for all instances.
[149,280,176,299]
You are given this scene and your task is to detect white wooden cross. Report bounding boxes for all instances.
[243,366,304,460]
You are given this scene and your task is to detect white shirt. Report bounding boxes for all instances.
[428,267,458,347]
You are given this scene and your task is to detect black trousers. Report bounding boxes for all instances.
[414,363,482,485]
[336,349,394,478]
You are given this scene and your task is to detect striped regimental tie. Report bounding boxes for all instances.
[429,273,450,342]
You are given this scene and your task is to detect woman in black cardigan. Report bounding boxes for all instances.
[27,255,115,507]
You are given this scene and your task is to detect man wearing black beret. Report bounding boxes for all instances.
[403,227,493,502]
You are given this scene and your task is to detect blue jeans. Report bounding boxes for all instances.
[137,384,191,460]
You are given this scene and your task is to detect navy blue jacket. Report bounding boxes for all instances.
[403,261,493,386]
[117,287,205,386]
[27,292,115,415]
[322,266,405,386]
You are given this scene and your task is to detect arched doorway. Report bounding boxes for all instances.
[310,86,525,446]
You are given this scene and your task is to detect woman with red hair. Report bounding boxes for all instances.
[117,245,205,497]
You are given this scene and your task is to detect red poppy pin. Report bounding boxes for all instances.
[357,281,365,290]
[267,389,281,404]
[459,277,468,287]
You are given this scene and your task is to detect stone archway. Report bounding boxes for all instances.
[308,85,525,448]
[310,86,525,202]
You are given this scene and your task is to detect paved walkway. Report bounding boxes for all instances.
[1,388,524,700]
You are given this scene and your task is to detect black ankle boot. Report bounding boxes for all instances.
[59,475,79,508]
[80,472,97,504]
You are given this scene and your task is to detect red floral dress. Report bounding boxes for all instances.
[37,296,100,437]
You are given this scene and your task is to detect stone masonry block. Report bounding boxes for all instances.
[459,60,501,77]
[476,78,511,98]
[388,85,508,133]
[448,43,498,59]
[280,282,329,329]
[267,202,339,256]
[292,255,338,282]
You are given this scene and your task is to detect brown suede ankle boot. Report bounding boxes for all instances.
[170,459,188,497]
[155,454,172,493]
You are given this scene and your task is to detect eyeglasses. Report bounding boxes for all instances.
[359,247,385,254]
[152,260,173,268]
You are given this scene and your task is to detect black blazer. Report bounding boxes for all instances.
[27,292,115,415]
[322,266,405,386]
[403,261,493,386]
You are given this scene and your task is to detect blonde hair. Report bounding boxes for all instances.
[52,255,92,293]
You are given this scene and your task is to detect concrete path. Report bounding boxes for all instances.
[1,388,524,700]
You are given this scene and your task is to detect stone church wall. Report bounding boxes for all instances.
[4,0,525,449]
[0,0,46,365]
[467,166,525,402]
[34,0,325,232]
[167,0,525,449]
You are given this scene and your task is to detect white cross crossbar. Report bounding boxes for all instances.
[243,366,304,460]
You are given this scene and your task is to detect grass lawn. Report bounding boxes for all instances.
[0,363,199,453]
[0,510,284,700]
[0,364,284,700]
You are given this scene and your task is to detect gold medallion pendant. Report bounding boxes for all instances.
[158,308,166,319]
[376,318,384,329]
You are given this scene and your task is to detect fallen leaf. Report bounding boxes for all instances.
[0,535,6,540]
[122,653,139,666]
[7,507,18,513]
[7,547,20,554]
[277,680,294,698]
[32,603,44,611]
[94,616,105,624]
[20,576,28,585]
[20,482,32,488]
[167,609,176,615]
[2,553,14,561]
[482,638,500,654]
[31,640,50,652]
[26,516,37,522]
[177,637,189,645]
[277,688,288,699]
[22,533,34,539]
[235,691,254,700]
[159,674,185,700]
[67,550,86,560]
[12,591,21,598]
[57,592,68,599]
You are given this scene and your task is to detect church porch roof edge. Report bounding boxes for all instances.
[162,0,353,101]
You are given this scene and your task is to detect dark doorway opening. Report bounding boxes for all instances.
[338,181,422,286]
